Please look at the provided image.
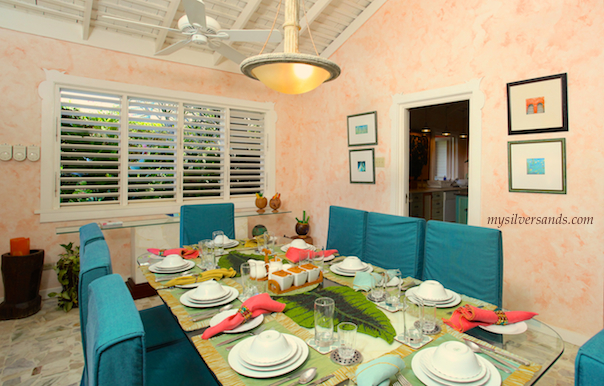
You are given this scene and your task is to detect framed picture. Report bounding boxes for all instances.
[507,73,568,135]
[349,148,375,184]
[347,111,377,146]
[508,138,566,194]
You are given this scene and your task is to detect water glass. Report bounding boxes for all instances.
[337,322,357,359]
[423,301,437,333]
[199,239,214,270]
[212,230,224,256]
[255,233,267,254]
[385,269,402,307]
[265,231,275,254]
[314,297,335,348]
[312,248,325,273]
[299,249,312,266]
[404,294,423,345]
[370,272,386,300]
[240,262,253,301]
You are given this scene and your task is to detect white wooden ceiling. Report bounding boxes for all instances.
[0,0,387,73]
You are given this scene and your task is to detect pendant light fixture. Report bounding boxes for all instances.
[240,0,341,94]
[421,108,431,133]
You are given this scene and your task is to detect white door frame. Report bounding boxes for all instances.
[389,79,485,225]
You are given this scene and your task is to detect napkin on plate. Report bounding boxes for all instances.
[201,293,286,339]
[352,270,400,292]
[443,304,538,332]
[355,354,405,386]
[285,247,338,263]
[163,268,236,287]
[147,247,199,259]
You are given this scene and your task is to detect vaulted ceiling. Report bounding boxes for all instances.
[0,0,386,73]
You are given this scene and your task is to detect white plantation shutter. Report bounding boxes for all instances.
[229,109,265,196]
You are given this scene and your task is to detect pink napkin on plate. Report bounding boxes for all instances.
[443,304,538,332]
[202,293,286,339]
[285,247,338,263]
[147,247,199,260]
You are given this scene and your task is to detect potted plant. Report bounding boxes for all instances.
[48,242,80,312]
[295,211,310,237]
[255,192,267,213]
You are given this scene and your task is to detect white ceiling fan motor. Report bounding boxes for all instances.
[177,15,221,35]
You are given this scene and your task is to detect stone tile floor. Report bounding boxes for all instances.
[0,297,577,385]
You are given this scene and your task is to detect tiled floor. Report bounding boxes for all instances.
[0,297,577,385]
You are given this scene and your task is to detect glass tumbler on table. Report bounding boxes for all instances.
[337,322,357,360]
[199,239,214,270]
[314,297,335,348]
[404,294,424,345]
[239,262,254,301]
[385,269,402,307]
[370,272,386,301]
[212,230,224,256]
[311,248,325,274]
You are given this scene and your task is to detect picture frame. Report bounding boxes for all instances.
[507,73,568,135]
[508,138,566,194]
[347,111,378,146]
[349,148,375,184]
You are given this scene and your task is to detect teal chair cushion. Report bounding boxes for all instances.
[326,206,368,259]
[423,221,503,307]
[180,203,235,247]
[576,329,604,386]
[79,223,105,256]
[364,213,425,278]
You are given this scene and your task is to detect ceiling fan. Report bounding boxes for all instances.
[102,0,282,64]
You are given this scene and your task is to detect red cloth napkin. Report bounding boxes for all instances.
[147,248,199,260]
[443,304,538,332]
[285,247,338,263]
[202,293,286,339]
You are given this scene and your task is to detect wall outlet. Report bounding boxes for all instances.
[375,157,385,168]
[0,144,11,161]
[27,145,40,161]
[13,145,26,161]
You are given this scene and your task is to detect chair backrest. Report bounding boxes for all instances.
[326,206,368,259]
[422,221,503,307]
[180,203,235,247]
[79,223,105,256]
[364,212,425,278]
[86,274,145,386]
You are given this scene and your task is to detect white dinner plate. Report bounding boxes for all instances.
[330,264,373,277]
[154,261,189,270]
[333,262,370,273]
[422,347,488,382]
[479,321,528,335]
[189,284,233,302]
[149,260,195,274]
[281,243,316,253]
[180,286,238,308]
[188,290,232,304]
[323,254,336,262]
[239,341,301,372]
[239,334,298,366]
[228,334,309,378]
[220,240,239,249]
[412,348,500,386]
[406,287,462,308]
[209,310,264,334]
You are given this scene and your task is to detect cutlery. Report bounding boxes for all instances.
[156,271,196,282]
[464,338,530,366]
[268,368,317,386]
[308,375,334,386]
[216,325,266,347]
[333,379,351,386]
[286,367,317,385]
[189,304,234,322]
[464,340,514,373]
[396,373,412,386]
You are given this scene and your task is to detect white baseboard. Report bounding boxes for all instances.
[547,323,593,347]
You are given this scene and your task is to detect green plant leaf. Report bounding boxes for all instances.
[48,292,57,297]
[275,286,397,344]
[217,251,265,276]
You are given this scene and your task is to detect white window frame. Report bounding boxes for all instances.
[37,69,276,223]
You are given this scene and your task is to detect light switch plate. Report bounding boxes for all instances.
[27,145,40,161]
[375,157,385,168]
[13,145,26,161]
[0,144,11,161]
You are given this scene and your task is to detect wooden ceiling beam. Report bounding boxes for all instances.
[154,0,180,53]
[82,0,93,40]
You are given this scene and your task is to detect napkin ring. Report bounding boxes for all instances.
[495,310,508,325]
[238,306,252,322]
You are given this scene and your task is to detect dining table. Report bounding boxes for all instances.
[137,241,564,386]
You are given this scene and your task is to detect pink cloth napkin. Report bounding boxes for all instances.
[285,247,338,263]
[443,304,538,332]
[147,248,199,260]
[202,293,286,339]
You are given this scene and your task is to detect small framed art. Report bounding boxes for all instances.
[349,148,375,184]
[347,111,377,146]
[508,138,566,194]
[507,73,568,135]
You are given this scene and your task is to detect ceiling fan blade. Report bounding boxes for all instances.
[182,0,207,29]
[155,39,192,55]
[222,29,282,43]
[101,15,181,32]
[212,42,247,64]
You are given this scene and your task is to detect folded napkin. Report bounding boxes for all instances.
[285,247,338,263]
[244,239,257,248]
[355,354,405,386]
[443,304,538,332]
[147,247,199,260]
[202,293,286,339]
[352,270,400,292]
[163,268,236,287]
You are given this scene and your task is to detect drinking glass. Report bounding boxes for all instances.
[404,294,424,345]
[264,231,275,254]
[314,297,335,348]
[255,233,266,254]
[312,247,325,273]
[337,322,357,359]
[299,249,312,266]
[199,239,214,270]
[370,272,386,300]
[423,300,437,333]
[240,262,253,301]
[385,269,402,307]
[212,230,224,256]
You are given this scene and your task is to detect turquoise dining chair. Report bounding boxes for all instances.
[364,212,425,278]
[79,223,105,256]
[85,274,220,386]
[422,221,503,307]
[326,206,368,259]
[576,329,604,385]
[180,203,235,247]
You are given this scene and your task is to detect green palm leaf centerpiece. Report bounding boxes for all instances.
[217,251,265,276]
[276,286,396,344]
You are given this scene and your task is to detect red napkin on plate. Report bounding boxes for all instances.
[285,247,338,263]
[443,304,538,332]
[147,247,199,260]
[202,293,286,339]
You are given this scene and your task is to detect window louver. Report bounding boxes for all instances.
[229,109,265,196]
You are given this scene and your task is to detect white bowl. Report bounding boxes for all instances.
[339,256,365,270]
[431,341,481,378]
[416,280,449,301]
[286,266,308,286]
[269,270,294,291]
[190,279,227,301]
[157,254,185,268]
[247,331,293,363]
[290,239,309,249]
[214,234,230,244]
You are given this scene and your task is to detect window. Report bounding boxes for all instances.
[434,137,457,180]
[39,70,275,222]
